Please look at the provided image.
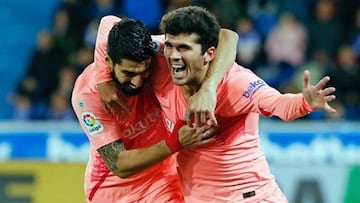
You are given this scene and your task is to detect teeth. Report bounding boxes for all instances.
[172,65,183,69]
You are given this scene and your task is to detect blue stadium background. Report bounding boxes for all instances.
[0,0,59,119]
[1,0,360,203]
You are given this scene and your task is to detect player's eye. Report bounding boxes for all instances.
[123,70,137,77]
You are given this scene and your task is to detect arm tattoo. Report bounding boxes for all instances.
[97,140,125,171]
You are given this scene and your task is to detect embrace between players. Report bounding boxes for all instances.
[72,5,336,203]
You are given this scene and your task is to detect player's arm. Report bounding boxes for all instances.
[186,28,238,126]
[248,70,336,121]
[97,124,216,178]
[97,139,171,178]
[259,70,336,121]
[94,15,130,118]
[73,92,216,178]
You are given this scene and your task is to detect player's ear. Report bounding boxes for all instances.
[204,47,216,63]
[105,56,114,71]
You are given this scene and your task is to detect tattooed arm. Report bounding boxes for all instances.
[97,139,173,178]
[97,125,216,178]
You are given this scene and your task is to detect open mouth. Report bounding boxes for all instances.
[172,64,186,77]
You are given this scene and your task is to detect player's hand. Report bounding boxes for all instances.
[185,85,218,127]
[97,80,131,119]
[178,125,218,148]
[302,70,336,113]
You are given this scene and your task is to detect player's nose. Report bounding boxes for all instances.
[131,75,143,88]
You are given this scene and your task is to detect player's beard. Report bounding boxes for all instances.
[111,71,144,96]
[120,81,143,96]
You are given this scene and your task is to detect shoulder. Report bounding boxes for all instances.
[220,64,261,89]
[72,64,95,95]
[217,63,267,100]
[72,66,106,117]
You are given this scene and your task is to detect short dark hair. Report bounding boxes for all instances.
[107,18,156,64]
[159,6,220,53]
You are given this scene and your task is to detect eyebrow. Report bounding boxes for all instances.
[122,66,149,76]
[122,63,147,71]
[122,70,137,75]
[165,41,191,49]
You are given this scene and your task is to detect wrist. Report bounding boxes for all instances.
[302,94,315,112]
[199,82,217,95]
[165,120,186,153]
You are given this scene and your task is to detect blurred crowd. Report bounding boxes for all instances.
[9,0,360,121]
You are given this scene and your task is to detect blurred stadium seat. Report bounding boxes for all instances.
[0,0,58,119]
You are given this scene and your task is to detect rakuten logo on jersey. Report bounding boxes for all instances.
[123,108,161,139]
[242,80,265,99]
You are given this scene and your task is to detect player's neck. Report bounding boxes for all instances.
[181,84,200,101]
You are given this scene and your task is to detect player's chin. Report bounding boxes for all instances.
[171,77,187,86]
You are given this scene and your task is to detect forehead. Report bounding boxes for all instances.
[165,33,199,45]
[115,59,150,73]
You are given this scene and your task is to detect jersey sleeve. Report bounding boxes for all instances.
[216,65,313,121]
[72,89,122,150]
[93,15,121,85]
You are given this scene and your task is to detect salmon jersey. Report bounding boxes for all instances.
[71,15,183,203]
[151,55,313,202]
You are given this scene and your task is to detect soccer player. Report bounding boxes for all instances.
[153,6,337,202]
[71,15,238,202]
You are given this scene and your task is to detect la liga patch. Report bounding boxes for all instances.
[81,112,104,136]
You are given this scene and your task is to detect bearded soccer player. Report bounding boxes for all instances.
[72,15,238,202]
